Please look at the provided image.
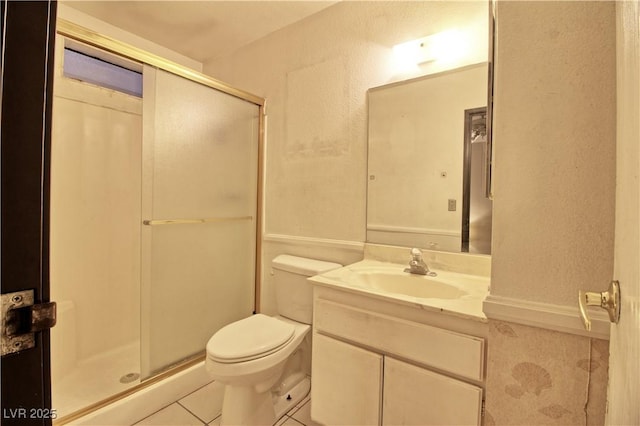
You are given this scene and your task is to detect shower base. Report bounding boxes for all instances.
[53,340,140,419]
[72,361,209,425]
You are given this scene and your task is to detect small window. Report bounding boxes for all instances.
[63,48,143,97]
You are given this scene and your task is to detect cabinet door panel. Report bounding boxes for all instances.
[383,357,482,425]
[311,333,382,425]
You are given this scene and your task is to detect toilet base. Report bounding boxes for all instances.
[219,376,310,426]
[220,384,276,426]
[273,376,310,420]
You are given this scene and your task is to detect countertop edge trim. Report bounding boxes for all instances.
[483,294,611,340]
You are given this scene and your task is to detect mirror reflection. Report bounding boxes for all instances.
[367,62,492,254]
[462,106,492,254]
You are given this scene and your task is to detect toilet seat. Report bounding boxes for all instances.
[206,314,295,363]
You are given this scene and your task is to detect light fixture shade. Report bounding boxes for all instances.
[393,29,471,67]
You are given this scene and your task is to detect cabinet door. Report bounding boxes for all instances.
[383,357,482,426]
[311,333,383,425]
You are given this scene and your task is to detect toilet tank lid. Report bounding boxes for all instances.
[272,255,342,276]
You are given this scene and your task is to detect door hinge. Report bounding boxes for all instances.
[1,290,56,356]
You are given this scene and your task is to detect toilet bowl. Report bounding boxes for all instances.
[206,315,310,424]
[205,255,341,426]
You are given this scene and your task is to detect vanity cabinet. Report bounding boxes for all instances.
[311,293,485,425]
[311,333,382,425]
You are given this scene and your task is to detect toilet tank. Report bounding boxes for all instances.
[272,255,342,324]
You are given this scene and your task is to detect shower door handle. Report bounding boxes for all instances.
[578,280,620,332]
[1,289,57,356]
[143,215,253,226]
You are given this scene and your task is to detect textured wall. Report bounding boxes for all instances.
[491,1,617,306]
[204,1,487,243]
[485,320,608,425]
[484,3,616,423]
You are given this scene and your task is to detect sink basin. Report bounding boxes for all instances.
[352,272,468,299]
[310,259,490,321]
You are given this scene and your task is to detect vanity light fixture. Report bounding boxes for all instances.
[393,29,470,69]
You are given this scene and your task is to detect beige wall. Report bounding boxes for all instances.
[58,3,203,71]
[491,1,617,306]
[204,1,487,243]
[484,2,616,423]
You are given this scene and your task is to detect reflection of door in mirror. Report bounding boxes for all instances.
[462,108,492,254]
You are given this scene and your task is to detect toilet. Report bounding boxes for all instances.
[206,255,342,425]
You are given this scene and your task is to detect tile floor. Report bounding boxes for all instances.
[133,380,320,426]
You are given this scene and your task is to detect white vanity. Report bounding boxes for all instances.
[309,245,490,425]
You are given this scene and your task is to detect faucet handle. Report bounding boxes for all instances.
[410,248,422,259]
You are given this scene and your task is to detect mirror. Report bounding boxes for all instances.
[366,4,493,255]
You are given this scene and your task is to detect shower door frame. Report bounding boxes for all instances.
[55,18,266,314]
[51,20,266,424]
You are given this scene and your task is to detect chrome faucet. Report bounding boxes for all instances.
[404,248,437,277]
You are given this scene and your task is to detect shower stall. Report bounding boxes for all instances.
[49,21,263,421]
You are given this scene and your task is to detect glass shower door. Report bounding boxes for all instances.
[141,67,259,378]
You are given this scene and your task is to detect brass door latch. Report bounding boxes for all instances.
[578,280,620,332]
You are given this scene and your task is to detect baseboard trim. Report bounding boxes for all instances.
[263,233,365,252]
[483,294,610,340]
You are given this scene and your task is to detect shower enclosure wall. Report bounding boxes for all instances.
[49,24,263,421]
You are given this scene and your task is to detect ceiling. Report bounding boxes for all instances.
[62,1,337,64]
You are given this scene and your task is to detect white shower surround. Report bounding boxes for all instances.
[51,6,213,420]
[72,362,210,425]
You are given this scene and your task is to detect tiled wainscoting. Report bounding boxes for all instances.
[133,380,319,426]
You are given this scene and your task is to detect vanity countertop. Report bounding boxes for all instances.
[310,259,490,322]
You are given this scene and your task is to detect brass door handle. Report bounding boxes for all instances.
[578,280,620,331]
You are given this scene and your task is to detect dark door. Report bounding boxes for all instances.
[1,1,57,425]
